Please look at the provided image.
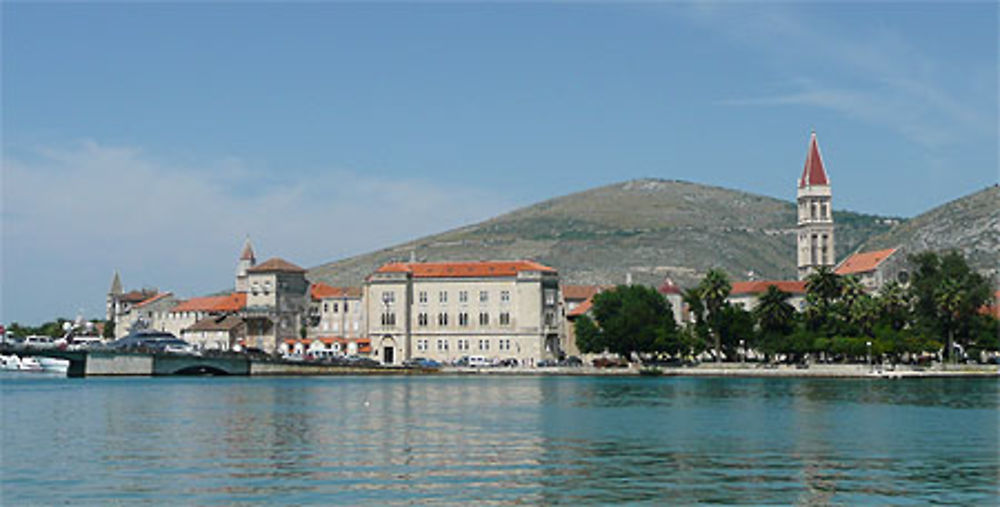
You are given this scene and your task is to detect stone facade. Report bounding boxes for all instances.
[243,258,310,352]
[365,261,562,366]
[797,132,835,280]
[835,247,909,293]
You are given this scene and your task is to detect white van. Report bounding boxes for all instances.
[24,335,57,349]
[468,356,492,368]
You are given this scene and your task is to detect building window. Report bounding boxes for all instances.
[323,303,328,312]
[458,313,469,327]
[417,339,428,351]
[544,312,554,326]
[343,302,349,313]
[821,202,828,219]
[333,302,339,313]
[500,291,510,303]
[479,291,488,303]
[458,339,469,351]
[419,291,428,304]
[499,312,510,326]
[479,312,489,326]
[459,291,468,303]
[418,313,428,327]
[437,339,449,351]
[381,312,396,326]
[479,339,490,351]
[382,291,395,304]
[439,291,448,303]
[499,339,511,351]
[438,313,449,326]
[544,289,556,306]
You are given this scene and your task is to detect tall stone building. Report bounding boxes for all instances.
[797,131,835,279]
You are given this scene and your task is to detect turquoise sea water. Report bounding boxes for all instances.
[1,373,997,504]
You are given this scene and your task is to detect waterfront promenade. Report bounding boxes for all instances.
[448,362,1000,378]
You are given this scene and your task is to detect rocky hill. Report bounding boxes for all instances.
[859,185,999,276]
[308,179,897,289]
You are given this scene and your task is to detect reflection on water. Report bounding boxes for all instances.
[1,374,997,504]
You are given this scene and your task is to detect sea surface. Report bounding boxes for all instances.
[1,373,998,504]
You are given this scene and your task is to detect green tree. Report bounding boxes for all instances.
[909,250,992,361]
[574,314,604,354]
[697,269,731,362]
[103,320,116,339]
[876,281,911,331]
[588,285,679,359]
[754,285,796,336]
[805,267,843,334]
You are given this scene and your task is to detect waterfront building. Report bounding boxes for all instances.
[562,285,613,357]
[307,283,365,339]
[797,132,835,280]
[835,247,908,292]
[279,336,372,357]
[167,293,248,340]
[182,314,247,351]
[728,280,807,312]
[105,270,172,338]
[365,260,562,366]
[242,257,310,352]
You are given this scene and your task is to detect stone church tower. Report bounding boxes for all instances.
[797,132,835,279]
[235,236,256,293]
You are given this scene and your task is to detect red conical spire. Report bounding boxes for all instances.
[240,236,255,262]
[799,131,829,188]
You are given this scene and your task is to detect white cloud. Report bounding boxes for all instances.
[692,4,995,149]
[1,141,515,323]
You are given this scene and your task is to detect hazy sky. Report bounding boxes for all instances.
[2,2,997,324]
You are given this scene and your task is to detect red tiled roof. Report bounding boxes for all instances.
[567,298,594,317]
[310,283,363,300]
[376,260,556,278]
[730,280,807,296]
[658,278,682,295]
[562,285,611,301]
[171,293,247,313]
[240,238,255,261]
[119,289,158,303]
[247,257,306,274]
[799,132,829,188]
[135,292,172,308]
[835,248,898,275]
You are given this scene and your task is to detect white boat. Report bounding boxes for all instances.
[38,357,69,373]
[1,355,43,371]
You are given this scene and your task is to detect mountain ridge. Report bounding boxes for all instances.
[308,178,901,289]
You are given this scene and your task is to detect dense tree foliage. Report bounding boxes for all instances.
[574,284,679,358]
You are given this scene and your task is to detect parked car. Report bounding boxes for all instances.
[345,355,379,367]
[404,357,441,368]
[559,356,583,367]
[467,356,492,367]
[497,358,519,367]
[536,359,558,368]
[592,357,628,368]
[452,356,469,367]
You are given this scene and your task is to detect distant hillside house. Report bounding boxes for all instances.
[728,280,807,313]
[835,247,908,292]
[307,283,365,339]
[366,260,562,366]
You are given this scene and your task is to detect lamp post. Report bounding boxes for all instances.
[866,340,873,373]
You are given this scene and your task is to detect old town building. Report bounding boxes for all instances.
[365,260,562,366]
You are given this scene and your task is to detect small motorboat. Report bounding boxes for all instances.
[38,357,69,373]
[1,355,43,371]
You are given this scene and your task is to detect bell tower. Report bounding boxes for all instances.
[797,131,835,279]
[235,236,256,292]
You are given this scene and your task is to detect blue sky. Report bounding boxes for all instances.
[2,2,997,324]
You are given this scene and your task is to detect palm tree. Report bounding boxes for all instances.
[698,269,731,362]
[877,281,910,331]
[935,279,966,363]
[805,266,843,308]
[754,285,795,335]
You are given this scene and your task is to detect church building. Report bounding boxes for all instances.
[796,131,835,279]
